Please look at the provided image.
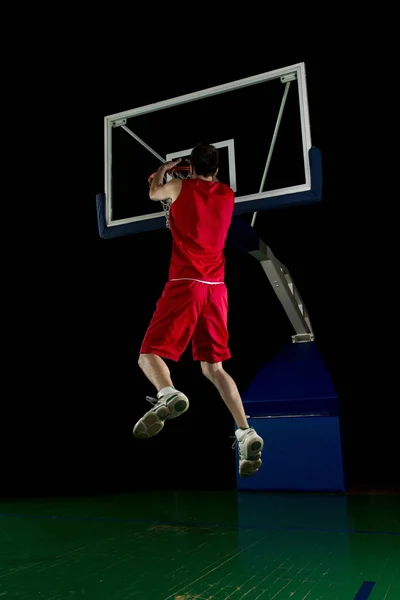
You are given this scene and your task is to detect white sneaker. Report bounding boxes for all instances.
[133,391,189,439]
[235,427,264,477]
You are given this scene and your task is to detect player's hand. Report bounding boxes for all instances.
[161,158,182,171]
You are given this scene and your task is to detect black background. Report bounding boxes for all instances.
[3,37,393,498]
[111,76,304,220]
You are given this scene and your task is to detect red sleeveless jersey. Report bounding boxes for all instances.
[168,178,235,282]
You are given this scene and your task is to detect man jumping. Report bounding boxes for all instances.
[133,143,263,477]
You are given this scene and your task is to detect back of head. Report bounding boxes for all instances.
[190,143,219,177]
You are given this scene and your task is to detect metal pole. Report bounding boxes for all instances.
[251,80,291,227]
[121,125,165,163]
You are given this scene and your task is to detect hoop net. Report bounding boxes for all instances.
[148,165,191,228]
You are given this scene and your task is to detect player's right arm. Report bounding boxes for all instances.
[149,159,182,203]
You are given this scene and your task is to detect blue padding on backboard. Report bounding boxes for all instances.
[96,146,322,237]
[237,415,345,491]
[95,194,166,238]
[95,192,260,252]
[234,146,322,216]
[242,342,339,417]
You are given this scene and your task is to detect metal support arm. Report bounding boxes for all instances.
[249,239,314,342]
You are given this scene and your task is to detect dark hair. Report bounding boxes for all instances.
[190,143,219,177]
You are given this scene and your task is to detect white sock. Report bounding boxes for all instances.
[157,386,177,399]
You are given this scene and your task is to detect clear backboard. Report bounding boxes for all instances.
[101,62,321,235]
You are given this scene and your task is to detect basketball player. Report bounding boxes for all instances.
[133,144,263,477]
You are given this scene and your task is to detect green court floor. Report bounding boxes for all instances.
[0,491,399,599]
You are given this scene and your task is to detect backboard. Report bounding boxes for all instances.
[102,62,321,234]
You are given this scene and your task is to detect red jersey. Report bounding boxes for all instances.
[168,178,235,282]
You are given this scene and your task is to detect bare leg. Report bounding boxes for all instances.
[201,362,263,478]
[134,354,188,439]
[201,362,249,429]
[138,353,174,393]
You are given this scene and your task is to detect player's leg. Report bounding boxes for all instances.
[191,284,246,426]
[133,280,205,439]
[200,361,263,477]
[192,284,264,477]
[138,353,174,394]
[200,361,248,429]
[136,352,189,437]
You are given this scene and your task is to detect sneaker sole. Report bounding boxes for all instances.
[239,458,262,477]
[166,394,189,420]
[133,394,189,439]
[242,435,264,460]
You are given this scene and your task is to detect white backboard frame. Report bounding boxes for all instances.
[104,62,312,227]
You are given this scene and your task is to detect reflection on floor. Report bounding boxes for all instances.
[0,491,399,599]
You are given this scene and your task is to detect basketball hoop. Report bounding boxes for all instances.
[148,165,191,228]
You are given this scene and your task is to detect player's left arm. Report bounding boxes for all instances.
[149,159,182,203]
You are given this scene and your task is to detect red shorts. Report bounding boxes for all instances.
[140,279,231,363]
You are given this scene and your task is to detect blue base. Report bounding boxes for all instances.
[237,415,345,492]
[242,342,340,417]
[237,342,345,492]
